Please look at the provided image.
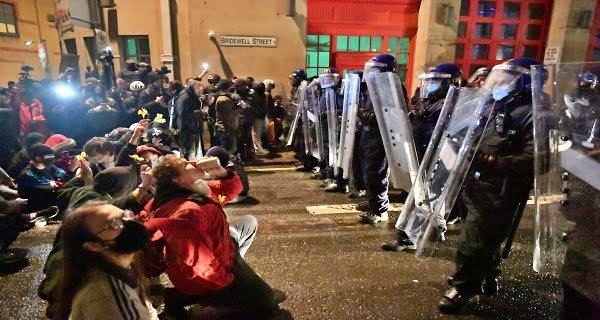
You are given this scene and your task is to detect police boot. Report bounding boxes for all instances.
[438,287,476,315]
[482,276,498,295]
[381,231,416,252]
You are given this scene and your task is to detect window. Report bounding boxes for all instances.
[503,2,520,18]
[388,37,410,81]
[337,35,382,52]
[64,38,78,55]
[477,1,496,17]
[455,0,552,77]
[306,34,330,79]
[123,36,151,64]
[0,2,17,36]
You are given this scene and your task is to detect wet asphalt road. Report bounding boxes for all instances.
[0,152,562,319]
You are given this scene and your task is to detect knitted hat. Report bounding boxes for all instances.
[28,143,54,160]
[205,146,230,168]
[45,134,76,153]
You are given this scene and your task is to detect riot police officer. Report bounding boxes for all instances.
[381,63,463,251]
[438,58,542,314]
[356,54,400,224]
[289,69,319,172]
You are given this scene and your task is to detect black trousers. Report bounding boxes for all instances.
[355,126,388,215]
[451,180,530,294]
[562,283,600,320]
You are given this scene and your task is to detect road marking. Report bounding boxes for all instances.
[307,203,404,215]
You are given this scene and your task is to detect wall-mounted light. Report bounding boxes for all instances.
[577,10,592,29]
[25,40,35,46]
[208,30,216,40]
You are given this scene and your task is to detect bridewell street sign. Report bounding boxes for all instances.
[219,36,278,48]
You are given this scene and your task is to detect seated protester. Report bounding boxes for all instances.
[139,155,280,318]
[146,127,180,156]
[58,202,153,320]
[115,120,150,167]
[9,132,46,178]
[83,137,117,176]
[40,161,155,319]
[267,95,287,142]
[136,145,162,167]
[86,103,120,139]
[0,200,58,264]
[17,144,79,212]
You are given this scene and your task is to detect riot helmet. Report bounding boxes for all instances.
[418,63,462,99]
[364,54,397,78]
[467,67,490,88]
[318,68,340,89]
[577,69,599,89]
[483,58,542,102]
[289,69,307,87]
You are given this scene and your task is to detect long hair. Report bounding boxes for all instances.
[57,201,108,319]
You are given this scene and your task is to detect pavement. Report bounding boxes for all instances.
[0,151,562,320]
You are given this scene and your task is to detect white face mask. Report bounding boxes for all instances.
[103,155,115,168]
[192,179,211,196]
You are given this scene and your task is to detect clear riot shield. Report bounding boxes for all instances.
[302,85,324,160]
[365,72,419,191]
[324,88,339,174]
[337,74,360,179]
[532,63,600,280]
[412,87,494,258]
[286,81,305,147]
[394,86,459,244]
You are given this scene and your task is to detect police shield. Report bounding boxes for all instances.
[286,81,306,147]
[337,73,361,179]
[365,72,419,191]
[394,86,460,244]
[532,62,600,281]
[302,84,325,160]
[409,87,494,258]
[324,88,339,174]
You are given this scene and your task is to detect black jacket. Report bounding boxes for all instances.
[175,85,203,134]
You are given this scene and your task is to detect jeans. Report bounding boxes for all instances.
[252,117,267,150]
[228,215,257,258]
[214,128,238,155]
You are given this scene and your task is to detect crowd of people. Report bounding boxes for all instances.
[0,48,598,319]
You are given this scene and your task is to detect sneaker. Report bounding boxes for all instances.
[295,165,312,172]
[355,201,371,212]
[381,235,416,251]
[324,184,349,193]
[228,195,248,204]
[447,216,461,225]
[348,190,366,198]
[482,276,498,295]
[428,227,447,242]
[438,287,475,315]
[358,212,388,224]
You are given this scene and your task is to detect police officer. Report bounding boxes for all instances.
[289,69,319,172]
[356,54,401,224]
[438,58,541,314]
[381,63,463,251]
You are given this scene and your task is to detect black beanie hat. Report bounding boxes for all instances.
[93,166,140,198]
[26,132,46,147]
[28,143,54,160]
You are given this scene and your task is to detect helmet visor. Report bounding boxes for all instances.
[318,73,339,88]
[363,61,386,82]
[419,78,443,99]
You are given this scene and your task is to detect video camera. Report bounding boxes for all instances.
[156,66,171,76]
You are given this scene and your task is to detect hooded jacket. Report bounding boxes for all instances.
[175,84,203,134]
[138,172,243,296]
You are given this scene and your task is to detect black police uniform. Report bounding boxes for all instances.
[450,93,534,295]
[355,90,389,216]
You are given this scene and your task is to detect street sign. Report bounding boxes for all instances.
[219,36,277,48]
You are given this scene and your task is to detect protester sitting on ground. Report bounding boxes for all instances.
[83,137,116,175]
[136,145,162,167]
[268,95,287,143]
[44,134,76,155]
[205,146,250,204]
[115,120,150,167]
[9,132,47,177]
[17,144,79,211]
[0,167,18,200]
[139,155,281,318]
[40,162,155,319]
[58,202,153,320]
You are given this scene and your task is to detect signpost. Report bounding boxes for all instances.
[219,35,278,48]
[543,47,560,64]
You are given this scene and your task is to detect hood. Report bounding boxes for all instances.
[93,166,140,198]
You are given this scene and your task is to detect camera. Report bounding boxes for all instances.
[156,66,171,76]
[21,65,34,72]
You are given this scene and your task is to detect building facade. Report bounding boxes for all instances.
[0,0,599,93]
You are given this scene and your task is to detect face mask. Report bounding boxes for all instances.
[108,220,150,254]
[492,86,512,101]
[426,81,441,94]
[191,178,211,196]
[103,155,115,168]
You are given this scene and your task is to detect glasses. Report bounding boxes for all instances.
[94,210,134,237]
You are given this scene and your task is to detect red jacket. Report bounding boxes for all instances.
[140,173,243,296]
